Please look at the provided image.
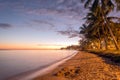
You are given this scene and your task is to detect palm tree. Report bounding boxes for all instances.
[80,23,103,50]
[80,0,120,50]
[83,6,107,49]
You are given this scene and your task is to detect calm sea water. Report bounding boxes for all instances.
[0,50,76,80]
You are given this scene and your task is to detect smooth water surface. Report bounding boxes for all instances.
[0,50,76,80]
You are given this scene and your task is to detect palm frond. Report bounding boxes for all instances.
[85,0,92,8]
[90,0,99,12]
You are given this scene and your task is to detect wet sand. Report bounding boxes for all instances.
[34,51,120,80]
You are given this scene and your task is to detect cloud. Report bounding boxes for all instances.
[0,0,87,19]
[7,0,86,20]
[21,8,79,19]
[0,0,86,23]
[57,0,65,4]
[28,19,56,31]
[0,0,85,38]
[32,20,55,28]
[57,27,80,38]
[0,23,12,29]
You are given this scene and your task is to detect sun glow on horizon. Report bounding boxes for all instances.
[0,43,71,50]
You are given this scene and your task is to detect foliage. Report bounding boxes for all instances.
[61,45,80,50]
[79,0,120,50]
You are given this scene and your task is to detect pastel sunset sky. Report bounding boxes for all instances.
[0,0,120,49]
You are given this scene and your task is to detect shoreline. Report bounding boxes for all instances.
[34,51,120,80]
[8,52,77,80]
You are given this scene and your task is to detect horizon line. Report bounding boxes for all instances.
[0,48,61,50]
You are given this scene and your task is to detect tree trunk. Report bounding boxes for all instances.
[104,36,108,50]
[105,18,120,50]
[98,38,102,50]
[100,5,120,50]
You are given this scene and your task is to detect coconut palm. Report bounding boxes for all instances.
[80,0,120,50]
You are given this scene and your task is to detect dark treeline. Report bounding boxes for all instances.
[61,45,80,50]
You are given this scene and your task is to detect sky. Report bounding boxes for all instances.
[0,0,87,49]
[0,0,120,49]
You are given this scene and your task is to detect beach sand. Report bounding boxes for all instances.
[33,51,120,80]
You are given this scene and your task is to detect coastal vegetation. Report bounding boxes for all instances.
[61,45,80,50]
[78,0,120,64]
[79,0,120,51]
[79,0,120,64]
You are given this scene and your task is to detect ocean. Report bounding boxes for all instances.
[0,50,77,80]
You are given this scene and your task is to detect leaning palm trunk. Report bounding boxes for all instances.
[104,17,120,50]
[100,0,120,50]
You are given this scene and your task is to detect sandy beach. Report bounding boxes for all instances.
[34,51,120,80]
